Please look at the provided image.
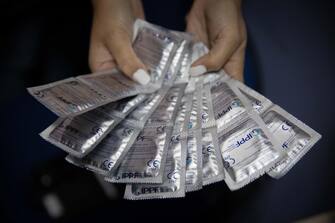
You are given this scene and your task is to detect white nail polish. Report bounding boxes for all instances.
[133,69,150,85]
[190,65,207,76]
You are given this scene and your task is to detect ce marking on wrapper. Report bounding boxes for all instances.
[122,128,134,137]
[103,160,114,170]
[202,112,209,122]
[171,134,180,143]
[282,120,292,131]
[156,126,166,134]
[147,159,160,169]
[167,171,180,182]
[280,121,293,149]
[202,144,214,155]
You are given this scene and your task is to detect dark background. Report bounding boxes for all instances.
[0,0,334,222]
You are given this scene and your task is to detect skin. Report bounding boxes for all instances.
[89,0,146,79]
[89,0,247,81]
[187,0,247,81]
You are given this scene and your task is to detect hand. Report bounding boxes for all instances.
[89,0,150,85]
[186,0,247,81]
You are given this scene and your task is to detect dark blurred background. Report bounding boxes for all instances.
[0,0,334,222]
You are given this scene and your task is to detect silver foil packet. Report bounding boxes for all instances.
[263,105,321,178]
[133,19,190,87]
[188,81,203,131]
[174,94,193,134]
[144,83,186,126]
[208,76,249,131]
[186,129,203,192]
[218,112,285,190]
[162,30,194,86]
[76,70,157,101]
[65,89,167,175]
[124,130,187,200]
[105,84,186,183]
[27,78,109,117]
[232,79,273,114]
[161,40,186,86]
[174,38,193,84]
[39,95,146,158]
[233,81,321,178]
[202,126,225,186]
[185,79,204,191]
[200,83,225,186]
[123,94,190,200]
[27,19,183,117]
[106,125,173,183]
[201,83,215,128]
[77,23,186,102]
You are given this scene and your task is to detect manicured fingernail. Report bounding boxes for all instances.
[133,69,150,85]
[190,65,207,76]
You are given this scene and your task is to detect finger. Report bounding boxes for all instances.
[223,40,246,82]
[191,31,240,76]
[105,29,150,85]
[186,16,211,77]
[131,0,145,19]
[186,17,209,46]
[89,38,116,72]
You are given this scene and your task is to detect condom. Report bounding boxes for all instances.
[66,89,167,175]
[40,95,146,158]
[27,19,186,117]
[105,84,186,183]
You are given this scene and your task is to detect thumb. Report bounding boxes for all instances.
[190,32,240,77]
[105,29,150,85]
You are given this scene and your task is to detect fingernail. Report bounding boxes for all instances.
[132,69,150,85]
[190,65,207,76]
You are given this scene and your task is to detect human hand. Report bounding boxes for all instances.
[89,0,150,85]
[186,0,247,81]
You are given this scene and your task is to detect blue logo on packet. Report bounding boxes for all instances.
[231,129,262,149]
[231,99,243,108]
[186,156,192,165]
